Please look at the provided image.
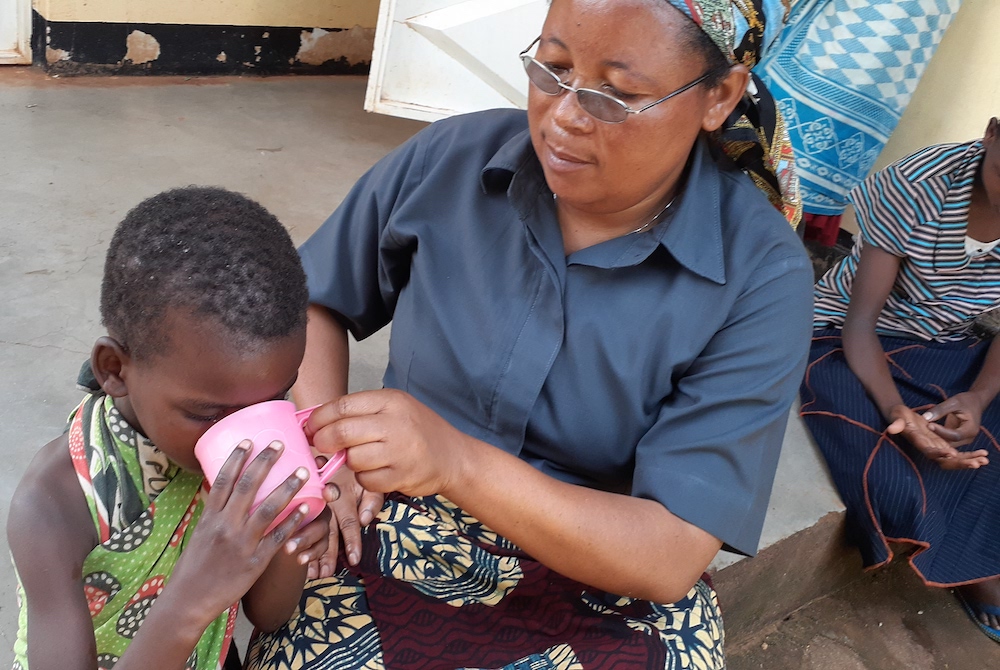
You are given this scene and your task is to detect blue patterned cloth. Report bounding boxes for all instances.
[758,0,963,215]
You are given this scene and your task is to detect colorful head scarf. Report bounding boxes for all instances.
[666,0,801,228]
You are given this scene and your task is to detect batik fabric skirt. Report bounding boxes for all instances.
[801,330,1000,586]
[245,493,725,669]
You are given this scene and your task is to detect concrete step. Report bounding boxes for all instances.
[726,557,1000,669]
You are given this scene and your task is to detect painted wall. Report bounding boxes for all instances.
[841,0,1000,233]
[33,0,378,29]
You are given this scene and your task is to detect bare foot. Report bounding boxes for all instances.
[958,578,1000,629]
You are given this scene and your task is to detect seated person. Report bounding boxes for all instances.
[8,187,331,669]
[802,117,1000,642]
[246,1,813,667]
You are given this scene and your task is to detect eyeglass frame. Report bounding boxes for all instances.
[518,37,720,123]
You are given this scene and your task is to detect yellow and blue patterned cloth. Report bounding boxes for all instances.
[246,494,726,669]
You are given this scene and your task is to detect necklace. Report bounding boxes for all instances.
[553,194,675,236]
[628,197,675,235]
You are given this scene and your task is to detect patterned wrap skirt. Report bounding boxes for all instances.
[245,494,725,669]
[801,330,1000,586]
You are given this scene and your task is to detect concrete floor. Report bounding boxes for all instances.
[0,67,996,666]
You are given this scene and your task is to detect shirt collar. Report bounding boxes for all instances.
[480,131,727,284]
[929,139,987,272]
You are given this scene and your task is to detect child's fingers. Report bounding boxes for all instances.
[285,513,331,564]
[226,442,286,515]
[261,502,310,554]
[247,466,309,534]
[205,440,252,511]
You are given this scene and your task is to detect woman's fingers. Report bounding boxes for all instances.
[886,417,907,435]
[305,390,398,438]
[358,490,385,527]
[922,397,960,423]
[936,449,989,471]
[312,415,387,456]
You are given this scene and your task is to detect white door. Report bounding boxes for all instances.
[0,0,31,64]
[365,0,548,123]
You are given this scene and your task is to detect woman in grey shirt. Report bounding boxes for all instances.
[248,1,812,668]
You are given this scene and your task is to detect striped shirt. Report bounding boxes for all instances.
[814,139,1000,342]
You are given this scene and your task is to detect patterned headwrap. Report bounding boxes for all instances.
[666,0,801,228]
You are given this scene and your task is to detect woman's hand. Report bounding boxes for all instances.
[922,392,987,448]
[167,441,311,629]
[307,389,468,498]
[887,404,988,470]
[307,465,384,577]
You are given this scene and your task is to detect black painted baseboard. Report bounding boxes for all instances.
[32,11,372,75]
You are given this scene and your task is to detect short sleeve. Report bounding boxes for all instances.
[631,252,813,556]
[298,123,435,341]
[849,164,917,258]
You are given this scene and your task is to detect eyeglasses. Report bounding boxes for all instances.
[519,37,714,124]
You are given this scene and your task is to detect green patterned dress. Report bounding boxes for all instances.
[12,393,237,670]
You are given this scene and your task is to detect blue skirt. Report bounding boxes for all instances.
[800,329,1000,586]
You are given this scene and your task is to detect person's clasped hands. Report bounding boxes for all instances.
[885,396,989,470]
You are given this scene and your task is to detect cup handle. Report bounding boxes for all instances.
[295,404,322,428]
[316,450,348,484]
[295,403,347,484]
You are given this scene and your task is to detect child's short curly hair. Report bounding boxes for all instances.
[101,186,308,359]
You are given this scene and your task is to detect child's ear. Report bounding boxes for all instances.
[90,337,131,398]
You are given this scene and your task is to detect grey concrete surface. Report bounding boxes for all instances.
[0,68,852,664]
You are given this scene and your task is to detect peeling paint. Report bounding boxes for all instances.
[296,25,375,66]
[45,47,70,64]
[124,30,161,65]
[216,51,227,63]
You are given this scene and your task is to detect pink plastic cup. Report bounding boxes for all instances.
[194,400,345,534]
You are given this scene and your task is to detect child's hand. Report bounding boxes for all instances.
[168,440,311,629]
[283,504,331,567]
[887,404,988,470]
[922,392,986,448]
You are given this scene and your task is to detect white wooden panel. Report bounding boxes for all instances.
[0,0,31,64]
[366,0,547,122]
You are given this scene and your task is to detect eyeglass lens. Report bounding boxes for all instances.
[521,56,629,123]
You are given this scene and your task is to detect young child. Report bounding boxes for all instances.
[8,187,331,669]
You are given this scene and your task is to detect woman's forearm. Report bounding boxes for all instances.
[292,304,350,408]
[969,334,1000,408]
[442,436,721,604]
[841,319,904,419]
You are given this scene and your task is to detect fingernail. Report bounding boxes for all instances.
[360,510,373,526]
[269,441,285,452]
[298,553,310,565]
[285,539,299,554]
[295,468,310,482]
[349,550,360,565]
[237,439,252,451]
[922,412,932,420]
[298,503,309,514]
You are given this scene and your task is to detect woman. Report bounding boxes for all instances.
[247,0,813,667]
[801,117,1000,642]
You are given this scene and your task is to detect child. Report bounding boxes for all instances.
[8,187,331,669]
[801,117,1000,642]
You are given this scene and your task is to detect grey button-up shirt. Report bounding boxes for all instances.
[300,109,813,555]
